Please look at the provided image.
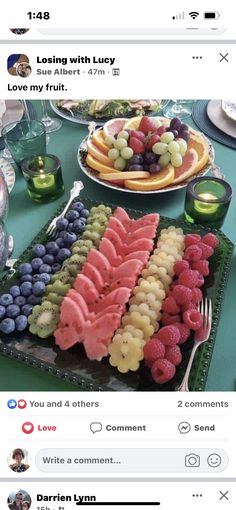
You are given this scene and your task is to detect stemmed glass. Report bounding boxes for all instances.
[40,100,62,133]
[0,100,31,160]
[163,100,192,120]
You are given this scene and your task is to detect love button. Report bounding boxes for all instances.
[22,422,34,434]
[38,424,57,432]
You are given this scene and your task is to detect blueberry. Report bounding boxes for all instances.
[0,294,14,306]
[57,248,71,262]
[0,318,15,334]
[6,304,20,319]
[14,296,26,307]
[65,210,79,222]
[56,217,69,231]
[51,263,61,273]
[20,282,32,297]
[63,232,77,245]
[67,223,74,232]
[31,257,44,271]
[39,264,52,274]
[19,262,33,275]
[9,285,21,298]
[27,294,41,305]
[20,274,33,283]
[21,304,33,316]
[55,237,65,249]
[59,230,68,240]
[15,315,28,331]
[72,201,84,212]
[46,241,59,255]
[43,254,55,265]
[72,219,86,234]
[80,208,89,219]
[32,243,46,258]
[32,281,46,296]
[36,273,51,285]
[78,216,87,224]
[0,305,6,319]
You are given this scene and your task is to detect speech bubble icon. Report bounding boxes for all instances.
[90,422,102,434]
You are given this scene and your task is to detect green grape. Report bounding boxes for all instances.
[108,148,120,161]
[160,132,174,144]
[114,157,126,170]
[177,138,188,155]
[98,204,106,211]
[114,138,127,150]
[158,153,171,167]
[171,153,183,167]
[90,206,97,214]
[72,239,84,247]
[152,142,168,155]
[77,245,89,254]
[120,147,134,160]
[105,135,116,147]
[117,130,129,141]
[168,141,180,154]
[83,240,93,248]
[105,206,112,214]
[89,231,100,241]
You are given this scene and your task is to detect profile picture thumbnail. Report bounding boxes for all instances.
[7,489,31,510]
[7,54,32,78]
[8,448,30,473]
[10,29,30,35]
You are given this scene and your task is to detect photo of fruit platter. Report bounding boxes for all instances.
[0,196,233,391]
[78,116,213,193]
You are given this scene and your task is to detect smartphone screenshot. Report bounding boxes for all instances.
[0,1,235,509]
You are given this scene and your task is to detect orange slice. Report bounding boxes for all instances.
[86,153,119,174]
[92,129,109,155]
[99,171,150,181]
[87,139,113,167]
[188,132,210,172]
[125,164,175,191]
[123,117,142,130]
[103,118,127,138]
[172,149,199,184]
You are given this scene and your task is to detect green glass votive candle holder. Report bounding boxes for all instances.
[21,154,65,203]
[184,176,232,228]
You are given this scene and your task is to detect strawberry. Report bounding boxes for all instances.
[129,137,145,154]
[139,116,157,135]
[156,126,166,136]
[146,133,161,151]
[129,130,146,142]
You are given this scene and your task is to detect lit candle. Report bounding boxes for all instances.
[21,154,64,203]
[194,192,219,215]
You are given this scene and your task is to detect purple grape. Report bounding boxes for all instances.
[167,129,179,138]
[149,164,161,174]
[181,123,188,131]
[178,130,189,142]
[31,258,44,271]
[170,117,182,131]
[129,154,144,165]
[56,217,69,231]
[127,164,144,172]
[143,163,150,171]
[144,152,156,165]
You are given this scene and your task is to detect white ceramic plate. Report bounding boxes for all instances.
[0,158,15,193]
[207,100,236,139]
[222,100,236,122]
[0,100,24,135]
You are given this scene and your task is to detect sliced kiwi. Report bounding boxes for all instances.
[28,301,59,338]
[50,270,71,284]
[42,293,64,306]
[46,280,70,296]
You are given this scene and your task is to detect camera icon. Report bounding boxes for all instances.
[185,453,200,468]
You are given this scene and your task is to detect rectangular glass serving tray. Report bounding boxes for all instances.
[0,197,234,391]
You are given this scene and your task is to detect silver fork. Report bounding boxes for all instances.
[46,180,84,238]
[177,297,212,392]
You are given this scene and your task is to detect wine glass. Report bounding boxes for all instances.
[163,100,192,120]
[40,100,62,133]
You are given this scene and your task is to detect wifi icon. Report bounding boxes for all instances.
[189,11,200,19]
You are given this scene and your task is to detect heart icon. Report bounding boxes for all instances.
[18,399,27,409]
[22,422,34,434]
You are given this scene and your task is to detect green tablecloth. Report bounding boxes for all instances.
[1,101,235,391]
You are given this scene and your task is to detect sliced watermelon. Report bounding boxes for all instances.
[67,289,89,319]
[90,303,124,320]
[82,262,104,293]
[108,217,127,240]
[113,207,131,225]
[126,225,157,243]
[90,287,131,314]
[99,237,122,267]
[111,259,143,281]
[103,228,123,254]
[73,274,99,305]
[60,296,85,332]
[129,214,159,232]
[107,276,137,293]
[124,250,150,265]
[86,249,111,280]
[125,238,154,254]
[54,324,79,350]
[83,312,122,360]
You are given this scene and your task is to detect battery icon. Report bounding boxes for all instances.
[204,12,220,19]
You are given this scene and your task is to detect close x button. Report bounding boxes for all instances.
[219,52,229,62]
[219,490,229,501]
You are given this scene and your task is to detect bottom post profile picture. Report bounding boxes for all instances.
[8,448,30,473]
[16,63,32,78]
[7,490,31,510]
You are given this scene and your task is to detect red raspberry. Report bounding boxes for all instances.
[174,259,189,276]
[191,287,203,304]
[184,245,202,262]
[151,358,176,384]
[198,242,214,260]
[162,296,180,315]
[192,260,209,276]
[172,322,190,344]
[196,272,205,287]
[202,233,219,249]
[183,309,203,330]
[156,325,180,346]
[165,345,182,366]
[179,269,200,288]
[162,312,181,326]
[185,233,201,247]
[181,302,197,313]
[173,285,192,305]
[143,338,165,368]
